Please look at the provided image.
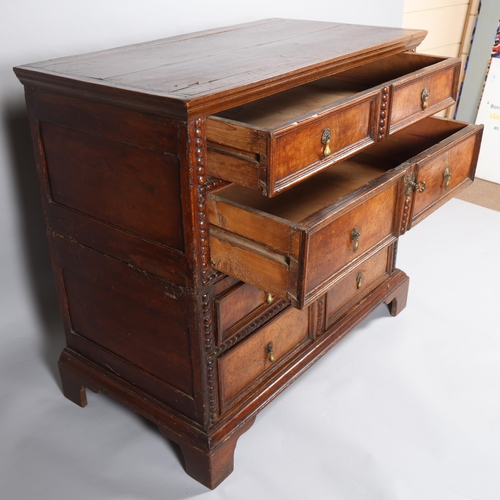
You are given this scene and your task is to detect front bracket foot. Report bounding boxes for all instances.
[384,271,410,316]
[158,416,256,489]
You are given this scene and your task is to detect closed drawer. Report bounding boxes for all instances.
[218,305,310,412]
[208,118,482,309]
[215,282,275,342]
[325,245,392,327]
[206,52,460,197]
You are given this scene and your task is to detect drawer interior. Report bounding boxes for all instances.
[362,114,467,163]
[210,153,397,223]
[212,53,448,129]
[211,117,468,224]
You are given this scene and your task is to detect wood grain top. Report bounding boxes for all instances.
[15,18,427,118]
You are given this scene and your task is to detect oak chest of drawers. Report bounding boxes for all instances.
[14,18,482,489]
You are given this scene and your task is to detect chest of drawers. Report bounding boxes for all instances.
[14,18,482,489]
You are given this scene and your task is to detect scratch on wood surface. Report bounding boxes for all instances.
[49,231,186,299]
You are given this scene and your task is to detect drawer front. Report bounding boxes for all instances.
[215,282,272,342]
[325,245,391,327]
[218,305,310,411]
[271,93,379,193]
[303,181,398,300]
[409,124,482,228]
[390,61,459,134]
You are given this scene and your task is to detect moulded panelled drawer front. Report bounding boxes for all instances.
[302,181,399,301]
[206,52,460,198]
[325,245,392,327]
[215,282,269,341]
[269,93,379,194]
[206,89,380,197]
[390,57,460,133]
[208,117,482,310]
[410,125,483,227]
[218,305,310,412]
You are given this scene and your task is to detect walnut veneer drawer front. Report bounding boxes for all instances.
[215,282,274,342]
[218,305,310,412]
[206,52,460,197]
[325,245,392,325]
[371,117,483,231]
[407,120,483,228]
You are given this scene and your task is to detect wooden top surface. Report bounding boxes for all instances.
[15,18,426,118]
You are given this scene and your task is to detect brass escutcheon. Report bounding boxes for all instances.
[321,127,332,157]
[443,167,451,190]
[414,180,426,193]
[356,272,363,289]
[406,173,427,196]
[421,87,429,110]
[266,342,275,363]
[351,226,361,253]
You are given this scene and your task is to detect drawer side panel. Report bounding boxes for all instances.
[209,226,295,300]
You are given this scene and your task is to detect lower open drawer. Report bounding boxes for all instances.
[208,117,482,309]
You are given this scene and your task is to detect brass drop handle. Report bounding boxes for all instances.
[351,226,361,253]
[443,167,451,190]
[266,342,275,363]
[356,272,363,289]
[266,292,274,304]
[321,127,332,157]
[421,87,429,110]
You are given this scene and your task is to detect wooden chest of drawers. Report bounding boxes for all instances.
[14,18,482,489]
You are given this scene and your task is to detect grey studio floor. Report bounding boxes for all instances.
[1,198,500,500]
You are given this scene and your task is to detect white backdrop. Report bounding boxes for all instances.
[2,3,500,500]
[0,0,404,364]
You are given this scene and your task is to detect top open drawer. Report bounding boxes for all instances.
[206,52,460,197]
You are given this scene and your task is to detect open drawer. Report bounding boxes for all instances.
[400,118,483,229]
[207,117,482,309]
[365,116,483,231]
[206,52,460,197]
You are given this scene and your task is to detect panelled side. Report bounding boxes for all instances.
[22,86,209,423]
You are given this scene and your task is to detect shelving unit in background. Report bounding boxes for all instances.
[402,0,479,118]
